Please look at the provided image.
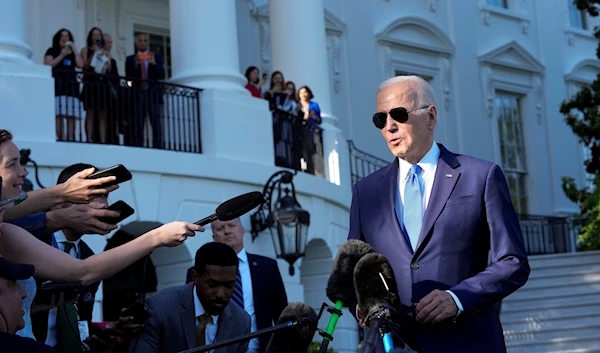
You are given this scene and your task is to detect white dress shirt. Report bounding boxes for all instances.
[193,286,220,348]
[45,230,81,347]
[237,249,259,353]
[396,141,464,316]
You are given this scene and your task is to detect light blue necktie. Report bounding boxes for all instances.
[404,165,423,251]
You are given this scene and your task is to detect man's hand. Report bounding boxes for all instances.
[47,202,120,235]
[60,168,119,204]
[110,310,142,333]
[414,289,458,324]
[149,52,156,66]
[84,334,118,351]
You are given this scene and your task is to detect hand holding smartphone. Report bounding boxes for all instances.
[121,300,152,325]
[98,200,135,225]
[86,164,132,187]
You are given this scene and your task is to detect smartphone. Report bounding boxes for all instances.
[0,193,28,208]
[138,52,152,61]
[95,39,102,47]
[36,281,81,305]
[86,164,132,187]
[121,300,152,325]
[98,200,135,224]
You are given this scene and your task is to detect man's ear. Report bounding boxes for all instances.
[191,269,199,282]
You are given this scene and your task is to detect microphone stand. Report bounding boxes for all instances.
[357,306,417,353]
[177,318,305,353]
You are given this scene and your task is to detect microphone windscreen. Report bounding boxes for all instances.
[265,302,318,353]
[354,253,399,321]
[216,191,264,221]
[326,239,374,306]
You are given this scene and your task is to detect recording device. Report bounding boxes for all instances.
[178,302,317,353]
[317,240,374,352]
[265,302,319,353]
[194,191,264,226]
[121,300,152,325]
[36,281,81,305]
[98,200,135,225]
[86,164,132,187]
[355,253,415,353]
[0,193,28,207]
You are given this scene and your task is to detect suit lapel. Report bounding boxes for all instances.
[379,160,413,254]
[414,145,461,253]
[215,305,233,353]
[179,283,197,349]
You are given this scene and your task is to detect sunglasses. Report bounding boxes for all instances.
[372,106,429,129]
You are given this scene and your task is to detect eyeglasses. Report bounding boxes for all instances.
[372,106,429,129]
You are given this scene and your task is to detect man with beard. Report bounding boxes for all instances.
[130,242,251,353]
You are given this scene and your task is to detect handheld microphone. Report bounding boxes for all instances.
[319,240,374,353]
[355,253,415,353]
[265,302,319,353]
[194,191,264,226]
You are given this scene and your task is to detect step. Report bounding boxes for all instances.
[504,279,600,300]
[528,251,600,269]
[519,272,600,290]
[501,301,600,323]
[502,312,600,332]
[528,264,600,279]
[505,334,600,353]
[505,323,600,347]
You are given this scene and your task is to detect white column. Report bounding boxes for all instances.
[269,0,350,188]
[0,1,32,64]
[169,0,246,92]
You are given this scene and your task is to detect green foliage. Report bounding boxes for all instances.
[560,0,600,250]
[307,342,337,353]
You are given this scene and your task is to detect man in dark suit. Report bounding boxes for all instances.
[131,242,251,353]
[31,163,107,351]
[185,218,288,353]
[348,75,530,353]
[124,33,165,149]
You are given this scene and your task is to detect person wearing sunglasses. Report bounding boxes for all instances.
[347,75,529,353]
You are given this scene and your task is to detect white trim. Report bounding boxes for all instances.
[478,40,544,74]
[375,16,455,56]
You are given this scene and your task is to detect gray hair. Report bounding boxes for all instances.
[377,75,437,109]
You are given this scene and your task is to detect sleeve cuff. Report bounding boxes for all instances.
[445,290,464,316]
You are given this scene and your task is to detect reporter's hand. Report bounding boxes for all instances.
[155,222,204,247]
[111,310,142,333]
[52,202,120,235]
[61,168,119,204]
[84,334,118,350]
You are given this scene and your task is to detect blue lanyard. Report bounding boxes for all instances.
[51,234,81,260]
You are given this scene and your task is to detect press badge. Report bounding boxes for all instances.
[78,320,89,343]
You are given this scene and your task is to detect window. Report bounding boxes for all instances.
[134,28,172,79]
[568,1,588,29]
[495,93,528,214]
[487,0,508,8]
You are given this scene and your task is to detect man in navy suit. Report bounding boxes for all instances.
[125,33,165,149]
[186,218,288,353]
[348,76,530,353]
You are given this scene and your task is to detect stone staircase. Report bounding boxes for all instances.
[501,250,600,353]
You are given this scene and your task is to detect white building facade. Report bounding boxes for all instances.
[0,0,595,351]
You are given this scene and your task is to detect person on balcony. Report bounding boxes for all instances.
[264,72,297,115]
[81,27,113,144]
[244,66,266,98]
[101,33,121,145]
[44,29,83,143]
[125,33,165,149]
[284,81,299,116]
[296,86,323,176]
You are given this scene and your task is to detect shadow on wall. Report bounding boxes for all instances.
[102,221,193,321]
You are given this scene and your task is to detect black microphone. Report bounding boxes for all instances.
[265,302,319,353]
[318,240,374,353]
[194,191,263,226]
[355,253,415,353]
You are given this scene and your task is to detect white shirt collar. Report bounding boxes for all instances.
[53,230,82,247]
[398,140,440,181]
[193,285,220,325]
[237,248,248,264]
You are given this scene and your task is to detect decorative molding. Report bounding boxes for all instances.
[327,34,342,93]
[531,75,544,125]
[381,45,393,80]
[565,58,600,84]
[114,0,126,60]
[441,58,452,111]
[258,20,271,75]
[482,10,491,25]
[429,0,438,13]
[376,16,455,56]
[481,66,495,119]
[478,40,544,73]
[521,19,529,35]
[567,32,575,46]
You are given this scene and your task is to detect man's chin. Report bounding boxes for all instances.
[206,303,226,315]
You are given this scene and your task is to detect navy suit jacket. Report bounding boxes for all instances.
[125,53,165,104]
[8,212,47,239]
[348,144,530,353]
[186,253,288,353]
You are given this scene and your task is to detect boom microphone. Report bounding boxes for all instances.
[319,240,374,352]
[194,191,264,226]
[265,302,319,353]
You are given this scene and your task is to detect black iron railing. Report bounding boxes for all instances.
[51,69,202,153]
[348,140,390,185]
[272,109,324,178]
[518,214,581,255]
